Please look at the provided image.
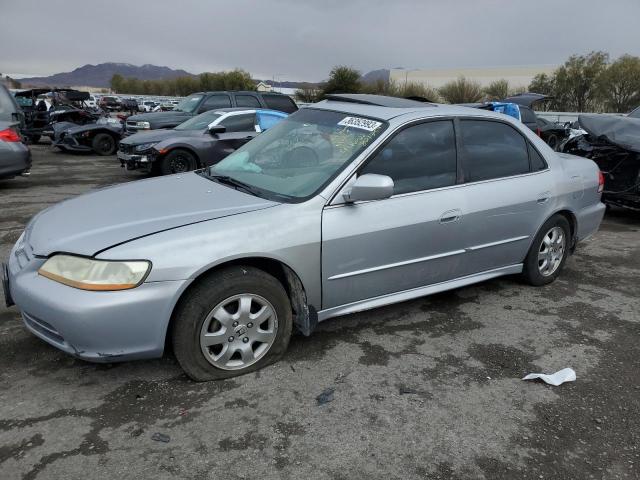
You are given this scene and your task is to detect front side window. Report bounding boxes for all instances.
[460,120,530,182]
[360,120,457,195]
[219,113,256,132]
[174,94,204,113]
[174,110,221,130]
[207,108,387,201]
[201,95,231,111]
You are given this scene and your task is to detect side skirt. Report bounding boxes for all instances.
[317,264,523,322]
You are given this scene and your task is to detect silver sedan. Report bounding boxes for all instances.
[3,94,605,380]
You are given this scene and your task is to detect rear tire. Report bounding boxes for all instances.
[160,149,197,175]
[91,133,117,156]
[171,266,293,381]
[522,215,571,286]
[28,135,41,144]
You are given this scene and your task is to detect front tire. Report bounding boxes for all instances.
[91,133,117,156]
[160,149,197,175]
[522,215,571,286]
[171,266,293,381]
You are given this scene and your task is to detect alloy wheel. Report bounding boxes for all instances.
[537,226,566,276]
[200,294,278,370]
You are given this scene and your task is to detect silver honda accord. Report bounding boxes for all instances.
[3,94,605,381]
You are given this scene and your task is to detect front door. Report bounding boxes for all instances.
[321,119,467,310]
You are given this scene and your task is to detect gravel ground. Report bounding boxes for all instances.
[1,144,639,480]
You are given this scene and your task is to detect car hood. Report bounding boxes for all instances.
[127,111,193,128]
[120,128,199,145]
[25,173,278,257]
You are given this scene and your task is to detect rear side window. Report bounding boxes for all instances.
[201,94,231,111]
[529,144,548,171]
[360,120,457,195]
[0,86,19,122]
[460,120,530,182]
[235,95,262,108]
[219,113,256,132]
[262,95,298,113]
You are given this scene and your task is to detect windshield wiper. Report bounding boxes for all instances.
[207,174,261,197]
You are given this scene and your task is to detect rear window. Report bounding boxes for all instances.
[262,95,298,113]
[519,106,537,124]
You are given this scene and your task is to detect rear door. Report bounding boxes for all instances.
[456,119,552,276]
[321,119,467,309]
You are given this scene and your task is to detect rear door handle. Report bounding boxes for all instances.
[537,192,551,204]
[439,209,462,224]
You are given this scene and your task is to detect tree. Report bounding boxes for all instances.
[598,55,640,113]
[110,74,124,93]
[528,73,555,96]
[483,79,510,101]
[322,66,361,94]
[553,51,608,112]
[438,76,484,103]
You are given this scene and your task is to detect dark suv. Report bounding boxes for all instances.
[125,91,297,134]
[99,96,121,112]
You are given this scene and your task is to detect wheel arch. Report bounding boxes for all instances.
[164,256,316,353]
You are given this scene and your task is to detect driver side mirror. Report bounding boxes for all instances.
[343,174,394,203]
[208,125,226,135]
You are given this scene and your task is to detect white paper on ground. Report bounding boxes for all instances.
[522,368,576,386]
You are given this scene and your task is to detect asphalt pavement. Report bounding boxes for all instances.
[1,144,638,480]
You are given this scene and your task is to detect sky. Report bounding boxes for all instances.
[1,0,639,81]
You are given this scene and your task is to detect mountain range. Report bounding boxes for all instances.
[17,62,391,89]
[19,63,195,88]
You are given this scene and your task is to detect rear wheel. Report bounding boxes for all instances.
[522,215,571,286]
[91,133,116,155]
[546,134,560,151]
[171,266,293,381]
[28,135,41,144]
[160,149,197,175]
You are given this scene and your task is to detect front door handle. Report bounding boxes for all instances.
[439,209,462,224]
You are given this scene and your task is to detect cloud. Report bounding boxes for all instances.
[1,0,638,81]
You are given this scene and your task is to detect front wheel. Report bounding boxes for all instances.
[91,133,117,155]
[171,266,293,381]
[522,215,571,286]
[160,149,197,175]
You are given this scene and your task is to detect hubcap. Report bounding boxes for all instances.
[200,294,278,370]
[170,155,190,173]
[538,226,566,277]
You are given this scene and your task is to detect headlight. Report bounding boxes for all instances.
[136,121,151,129]
[38,254,151,291]
[135,142,157,152]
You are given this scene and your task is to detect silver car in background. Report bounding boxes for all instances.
[0,83,31,179]
[3,94,605,381]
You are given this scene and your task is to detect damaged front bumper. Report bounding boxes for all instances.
[117,150,155,172]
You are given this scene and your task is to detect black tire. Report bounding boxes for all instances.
[546,134,560,151]
[160,149,197,175]
[522,214,571,286]
[28,135,41,144]
[171,266,293,381]
[91,133,117,156]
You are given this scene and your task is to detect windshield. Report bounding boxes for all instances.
[175,110,222,131]
[207,108,387,201]
[174,94,203,113]
[629,106,640,119]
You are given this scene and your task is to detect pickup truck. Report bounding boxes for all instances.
[124,91,297,134]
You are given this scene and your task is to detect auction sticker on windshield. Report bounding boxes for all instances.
[337,116,382,132]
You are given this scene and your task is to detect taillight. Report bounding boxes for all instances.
[597,171,605,194]
[0,127,21,142]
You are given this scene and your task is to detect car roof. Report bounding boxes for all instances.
[310,96,517,123]
[190,91,289,96]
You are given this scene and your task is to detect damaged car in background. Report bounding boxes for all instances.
[52,116,125,156]
[3,94,606,381]
[13,89,101,143]
[119,108,287,175]
[562,114,640,211]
